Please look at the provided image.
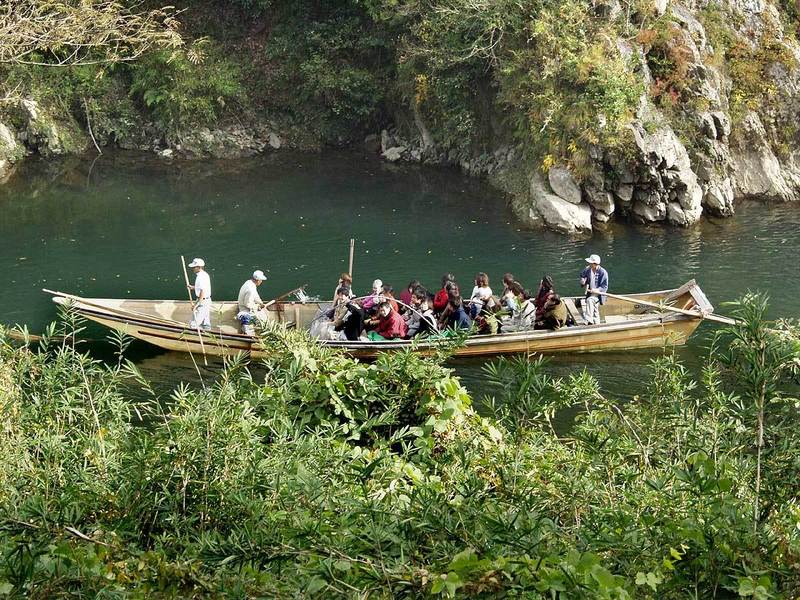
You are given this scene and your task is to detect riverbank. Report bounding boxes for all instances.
[0,298,797,597]
[2,0,800,234]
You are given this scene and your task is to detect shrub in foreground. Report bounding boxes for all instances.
[0,296,797,597]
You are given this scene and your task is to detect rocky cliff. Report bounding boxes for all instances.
[1,0,799,235]
[374,0,800,233]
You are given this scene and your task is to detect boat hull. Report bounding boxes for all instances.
[58,297,703,360]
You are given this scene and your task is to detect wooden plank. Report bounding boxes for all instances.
[562,298,587,325]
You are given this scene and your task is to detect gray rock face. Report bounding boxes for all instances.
[179,125,270,158]
[548,166,583,204]
[704,178,735,216]
[0,123,19,181]
[531,175,592,234]
[730,111,798,201]
[584,185,615,215]
[627,123,704,226]
[382,146,406,162]
[633,200,666,222]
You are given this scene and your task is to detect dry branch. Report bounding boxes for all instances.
[0,0,184,67]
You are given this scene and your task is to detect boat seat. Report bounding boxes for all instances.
[563,298,587,326]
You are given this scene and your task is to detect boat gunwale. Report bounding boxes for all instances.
[54,298,685,350]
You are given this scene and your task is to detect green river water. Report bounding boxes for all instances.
[1,150,798,399]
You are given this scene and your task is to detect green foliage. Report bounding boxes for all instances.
[366,0,643,163]
[261,0,392,143]
[1,62,138,145]
[0,296,798,597]
[637,17,696,110]
[129,42,243,135]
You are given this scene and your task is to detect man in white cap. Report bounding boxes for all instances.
[579,254,609,325]
[236,269,268,335]
[187,258,212,330]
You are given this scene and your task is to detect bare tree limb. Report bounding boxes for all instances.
[0,1,184,67]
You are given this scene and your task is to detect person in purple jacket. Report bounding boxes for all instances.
[579,254,609,325]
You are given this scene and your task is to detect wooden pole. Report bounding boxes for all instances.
[348,238,355,282]
[604,291,738,325]
[181,256,208,365]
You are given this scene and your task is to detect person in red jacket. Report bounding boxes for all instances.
[433,273,456,314]
[368,301,408,341]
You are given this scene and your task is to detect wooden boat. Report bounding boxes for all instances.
[45,280,718,360]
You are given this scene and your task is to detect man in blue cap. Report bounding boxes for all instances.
[579,254,608,325]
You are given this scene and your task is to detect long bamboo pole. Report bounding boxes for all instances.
[181,256,208,365]
[348,238,355,283]
[604,291,738,325]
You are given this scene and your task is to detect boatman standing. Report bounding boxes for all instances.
[187,258,212,330]
[237,269,268,334]
[579,254,608,325]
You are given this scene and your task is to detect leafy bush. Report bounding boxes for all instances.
[129,42,243,135]
[0,296,798,597]
[261,1,392,143]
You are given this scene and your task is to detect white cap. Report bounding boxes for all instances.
[585,254,601,265]
[252,270,267,281]
[373,279,383,290]
[187,258,205,268]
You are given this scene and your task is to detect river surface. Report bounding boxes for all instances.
[1,150,798,402]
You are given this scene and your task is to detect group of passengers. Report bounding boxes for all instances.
[314,254,609,342]
[185,254,609,339]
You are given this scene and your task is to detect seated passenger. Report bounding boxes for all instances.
[417,292,439,337]
[501,281,524,316]
[534,276,555,319]
[361,279,384,312]
[406,288,438,338]
[474,298,500,335]
[433,273,455,314]
[437,281,461,330]
[334,272,354,299]
[535,294,568,330]
[399,280,420,313]
[469,272,493,319]
[446,296,472,331]
[382,284,400,314]
[368,301,408,341]
[504,289,536,332]
[519,289,536,325]
[333,297,366,341]
[312,285,352,339]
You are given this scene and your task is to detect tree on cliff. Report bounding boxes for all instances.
[0,0,183,67]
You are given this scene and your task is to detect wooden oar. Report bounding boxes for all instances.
[180,256,208,365]
[604,291,738,325]
[43,288,186,327]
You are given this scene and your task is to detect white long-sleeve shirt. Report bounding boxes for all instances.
[237,279,263,313]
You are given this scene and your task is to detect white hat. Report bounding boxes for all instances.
[187,258,205,268]
[585,254,601,264]
[252,270,267,281]
[373,279,383,290]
